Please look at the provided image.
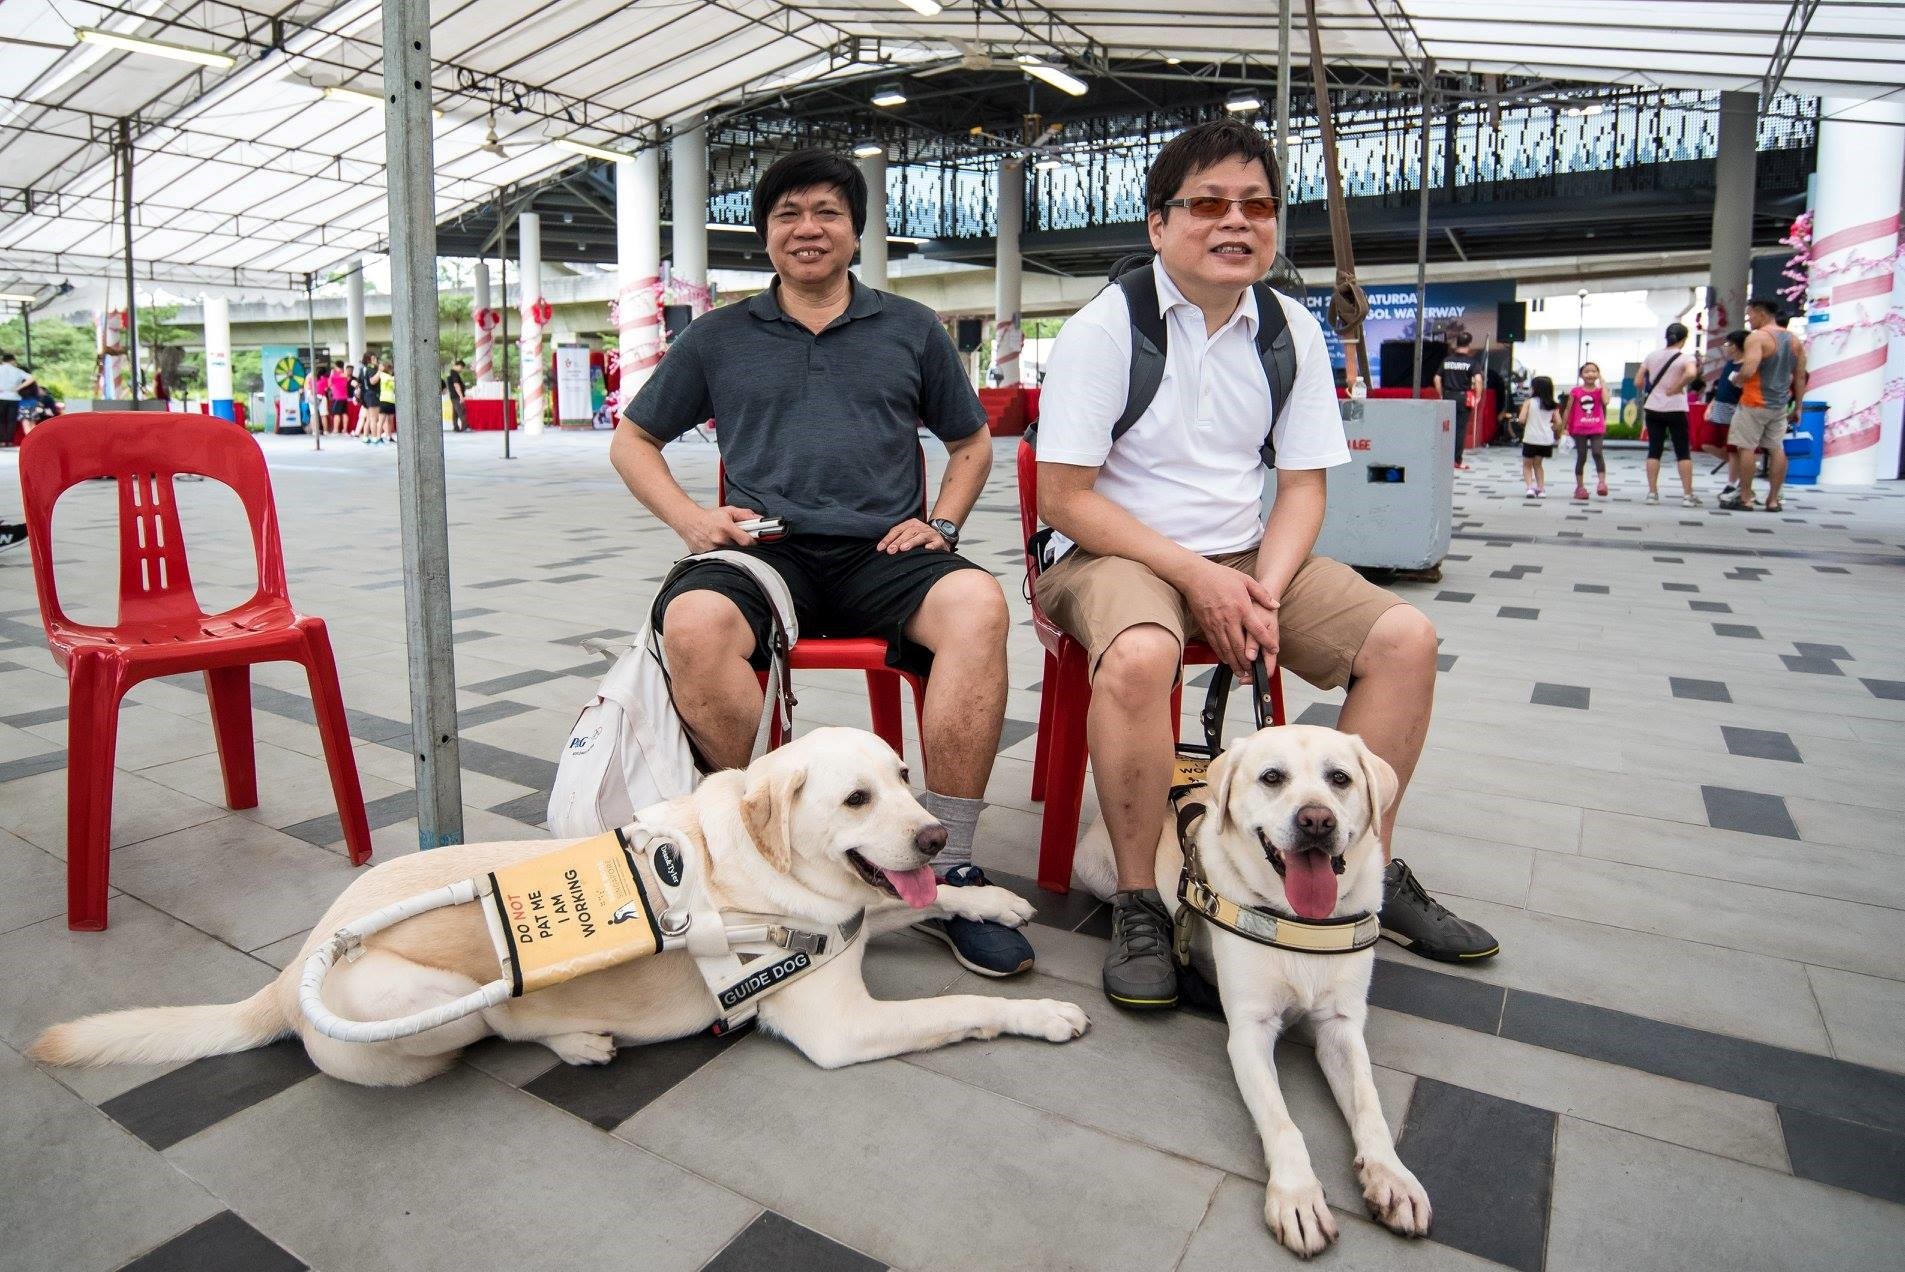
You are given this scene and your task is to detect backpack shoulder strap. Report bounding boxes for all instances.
[1252,282,1297,469]
[1113,266,1168,443]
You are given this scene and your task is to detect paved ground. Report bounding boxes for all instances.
[1,428,1902,1272]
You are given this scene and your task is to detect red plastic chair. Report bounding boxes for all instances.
[1017,438,1284,892]
[19,412,374,930]
[715,463,927,765]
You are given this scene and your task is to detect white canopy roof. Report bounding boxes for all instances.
[2,0,1899,295]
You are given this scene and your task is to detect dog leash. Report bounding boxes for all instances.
[298,818,863,1044]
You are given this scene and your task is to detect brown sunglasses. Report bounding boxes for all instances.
[1162,195,1279,221]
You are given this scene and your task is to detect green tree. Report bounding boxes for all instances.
[0,313,97,401]
[438,291,474,367]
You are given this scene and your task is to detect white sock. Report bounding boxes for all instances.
[918,789,983,875]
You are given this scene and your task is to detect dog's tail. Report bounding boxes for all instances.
[28,984,289,1068]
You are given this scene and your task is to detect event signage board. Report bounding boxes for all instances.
[1302,281,1518,371]
[555,345,594,424]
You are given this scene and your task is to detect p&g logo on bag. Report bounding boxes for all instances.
[653,842,684,888]
[567,725,603,756]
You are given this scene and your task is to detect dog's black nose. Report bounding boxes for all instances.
[915,824,948,858]
[1295,805,1337,839]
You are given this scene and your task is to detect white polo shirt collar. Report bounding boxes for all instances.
[1151,257,1258,342]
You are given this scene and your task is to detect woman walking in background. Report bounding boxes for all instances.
[1639,323,1701,506]
[327,361,353,435]
[310,364,331,435]
[1518,375,1560,498]
[1566,361,1609,501]
[374,358,397,444]
[357,358,379,440]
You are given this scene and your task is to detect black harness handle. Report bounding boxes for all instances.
[1197,656,1276,755]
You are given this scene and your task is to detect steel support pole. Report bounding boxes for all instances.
[306,272,320,450]
[858,148,889,289]
[382,0,464,848]
[21,305,30,367]
[497,192,513,461]
[1276,0,1292,242]
[120,117,141,406]
[1412,60,1434,394]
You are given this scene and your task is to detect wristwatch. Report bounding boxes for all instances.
[929,517,960,549]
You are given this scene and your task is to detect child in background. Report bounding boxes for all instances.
[1706,330,1747,499]
[1518,375,1560,498]
[374,358,397,444]
[1566,361,1609,501]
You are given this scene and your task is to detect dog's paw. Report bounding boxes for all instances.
[544,1031,617,1066]
[939,884,1036,928]
[1264,1177,1337,1258]
[1357,1155,1431,1237]
[1015,999,1090,1043]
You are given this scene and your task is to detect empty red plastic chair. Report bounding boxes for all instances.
[1016,437,1284,892]
[19,412,374,930]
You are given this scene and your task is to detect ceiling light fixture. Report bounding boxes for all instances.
[0,291,39,303]
[1224,89,1262,113]
[852,137,886,158]
[871,83,908,108]
[1034,156,1062,171]
[553,136,632,162]
[893,0,942,14]
[1019,60,1088,97]
[1165,56,1182,66]
[888,235,930,244]
[73,27,235,69]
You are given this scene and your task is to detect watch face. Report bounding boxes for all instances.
[931,519,958,542]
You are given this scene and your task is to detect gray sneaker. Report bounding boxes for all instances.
[1380,859,1500,962]
[1104,890,1178,1010]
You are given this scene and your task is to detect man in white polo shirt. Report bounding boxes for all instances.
[1037,120,1498,1009]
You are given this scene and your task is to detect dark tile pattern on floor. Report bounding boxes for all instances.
[1778,1107,1905,1206]
[1295,702,1342,727]
[117,1211,307,1272]
[1396,1079,1554,1272]
[1713,623,1763,639]
[1721,727,1802,763]
[1670,676,1731,703]
[701,1210,884,1272]
[1530,683,1589,710]
[522,1029,749,1130]
[101,1040,316,1151]
[1368,959,1505,1034]
[1780,654,1845,675]
[1701,785,1800,839]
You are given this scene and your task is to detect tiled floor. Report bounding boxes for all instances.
[2,432,1903,1271]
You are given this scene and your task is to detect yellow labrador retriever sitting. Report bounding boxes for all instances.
[1077,725,1431,1258]
[32,728,1088,1086]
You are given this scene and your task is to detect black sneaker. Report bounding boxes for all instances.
[1380,859,1500,962]
[0,522,25,554]
[915,864,1034,978]
[1104,889,1178,1010]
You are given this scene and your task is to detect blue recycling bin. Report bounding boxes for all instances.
[1785,400,1825,485]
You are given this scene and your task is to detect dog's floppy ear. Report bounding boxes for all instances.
[1348,734,1398,835]
[1204,748,1240,833]
[740,763,806,873]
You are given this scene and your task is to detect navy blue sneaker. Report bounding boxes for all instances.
[916,863,1035,978]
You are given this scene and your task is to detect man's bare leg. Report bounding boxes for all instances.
[660,590,762,770]
[1731,446,1757,504]
[1765,444,1788,506]
[1089,623,1184,1008]
[903,569,1009,799]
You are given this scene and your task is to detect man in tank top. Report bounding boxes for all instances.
[1722,297,1808,512]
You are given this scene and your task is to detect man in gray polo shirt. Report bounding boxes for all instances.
[610,148,1034,977]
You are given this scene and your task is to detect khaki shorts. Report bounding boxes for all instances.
[1033,548,1404,691]
[1729,403,1789,451]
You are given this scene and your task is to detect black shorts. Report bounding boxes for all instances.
[1522,443,1554,458]
[655,535,986,677]
[1645,409,1691,461]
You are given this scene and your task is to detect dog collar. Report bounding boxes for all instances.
[1169,754,1378,958]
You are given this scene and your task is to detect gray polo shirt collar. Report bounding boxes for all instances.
[746,276,885,329]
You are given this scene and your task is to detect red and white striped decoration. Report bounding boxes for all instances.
[616,275,662,408]
[993,316,1023,384]
[473,307,499,384]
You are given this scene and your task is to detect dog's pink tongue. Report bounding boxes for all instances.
[1283,849,1339,920]
[883,865,939,909]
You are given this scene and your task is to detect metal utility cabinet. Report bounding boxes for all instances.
[1264,398,1452,571]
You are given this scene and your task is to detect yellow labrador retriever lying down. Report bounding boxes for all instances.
[32,728,1088,1087]
[1074,725,1431,1258]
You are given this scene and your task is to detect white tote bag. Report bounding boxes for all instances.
[546,551,798,837]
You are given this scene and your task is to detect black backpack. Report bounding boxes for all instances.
[1106,252,1299,469]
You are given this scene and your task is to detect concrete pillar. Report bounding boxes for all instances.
[618,148,663,405]
[346,258,366,364]
[518,211,545,435]
[1706,91,1757,361]
[1810,98,1905,485]
[859,149,889,290]
[670,123,709,315]
[203,295,234,420]
[471,261,495,384]
[993,158,1024,387]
